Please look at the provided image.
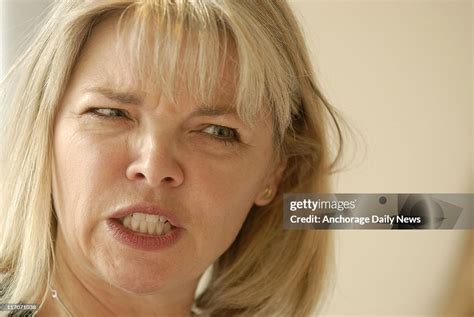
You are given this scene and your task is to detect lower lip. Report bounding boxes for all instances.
[106,219,182,251]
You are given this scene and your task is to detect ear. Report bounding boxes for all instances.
[254,158,287,206]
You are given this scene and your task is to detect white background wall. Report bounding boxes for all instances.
[1,0,472,316]
[287,0,472,315]
[0,0,50,77]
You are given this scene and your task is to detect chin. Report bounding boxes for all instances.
[94,257,174,294]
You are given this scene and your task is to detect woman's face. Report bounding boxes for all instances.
[52,17,285,294]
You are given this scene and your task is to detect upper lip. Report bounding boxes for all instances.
[110,203,183,228]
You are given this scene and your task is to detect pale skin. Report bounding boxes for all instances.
[39,17,286,316]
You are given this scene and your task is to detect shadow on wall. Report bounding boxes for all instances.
[437,230,474,316]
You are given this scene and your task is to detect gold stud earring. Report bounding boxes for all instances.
[262,187,273,200]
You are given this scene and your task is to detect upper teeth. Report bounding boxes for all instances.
[121,212,172,235]
[130,212,168,223]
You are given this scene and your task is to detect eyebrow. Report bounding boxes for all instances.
[84,86,238,117]
[188,104,237,117]
[83,87,143,105]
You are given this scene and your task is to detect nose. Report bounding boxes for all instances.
[125,132,184,188]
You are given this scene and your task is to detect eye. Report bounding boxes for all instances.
[201,124,240,145]
[88,108,128,119]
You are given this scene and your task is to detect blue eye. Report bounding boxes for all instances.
[202,125,240,145]
[89,108,128,119]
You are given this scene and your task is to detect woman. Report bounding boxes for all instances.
[0,0,344,316]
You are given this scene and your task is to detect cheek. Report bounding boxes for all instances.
[52,126,125,238]
[182,150,268,258]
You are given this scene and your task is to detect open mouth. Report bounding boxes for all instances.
[120,212,175,236]
[106,204,183,250]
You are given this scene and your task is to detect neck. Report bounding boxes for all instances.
[39,234,199,317]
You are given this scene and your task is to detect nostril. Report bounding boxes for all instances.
[163,176,173,182]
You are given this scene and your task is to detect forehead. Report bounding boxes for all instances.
[69,15,238,106]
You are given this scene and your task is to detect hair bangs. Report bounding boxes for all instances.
[111,1,268,130]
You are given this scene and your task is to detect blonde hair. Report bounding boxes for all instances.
[0,0,345,316]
